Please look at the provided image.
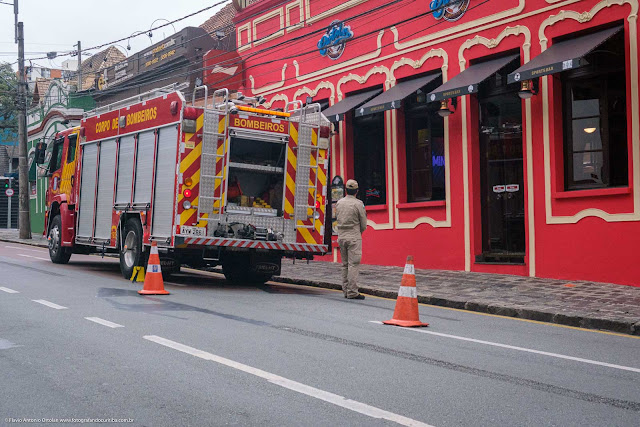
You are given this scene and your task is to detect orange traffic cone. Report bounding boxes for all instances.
[138,241,170,295]
[383,256,428,327]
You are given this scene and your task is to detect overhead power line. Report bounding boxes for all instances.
[21,0,487,104]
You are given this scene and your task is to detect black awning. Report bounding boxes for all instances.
[355,73,441,117]
[428,54,519,102]
[507,26,623,83]
[322,88,382,123]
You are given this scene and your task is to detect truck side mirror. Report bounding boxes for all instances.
[34,142,47,164]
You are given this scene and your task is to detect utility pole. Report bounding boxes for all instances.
[16,21,31,239]
[76,41,82,90]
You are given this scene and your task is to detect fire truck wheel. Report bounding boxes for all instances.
[222,254,272,285]
[48,215,72,264]
[119,218,144,279]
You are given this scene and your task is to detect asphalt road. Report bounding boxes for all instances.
[1,242,639,427]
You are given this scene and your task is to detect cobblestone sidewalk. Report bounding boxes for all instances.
[2,228,639,335]
[275,260,640,336]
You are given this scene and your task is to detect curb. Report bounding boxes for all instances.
[0,237,48,248]
[274,275,640,336]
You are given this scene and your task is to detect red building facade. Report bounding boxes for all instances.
[231,0,640,286]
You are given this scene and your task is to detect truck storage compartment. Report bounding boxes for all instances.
[226,136,285,216]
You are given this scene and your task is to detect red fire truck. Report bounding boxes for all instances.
[36,84,332,283]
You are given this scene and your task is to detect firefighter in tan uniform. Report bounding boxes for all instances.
[336,179,367,299]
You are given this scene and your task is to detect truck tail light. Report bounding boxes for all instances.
[183,188,192,198]
[183,107,199,120]
[184,177,193,187]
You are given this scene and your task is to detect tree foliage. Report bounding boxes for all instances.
[0,62,18,134]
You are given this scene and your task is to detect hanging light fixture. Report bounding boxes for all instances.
[518,78,539,99]
[437,99,454,117]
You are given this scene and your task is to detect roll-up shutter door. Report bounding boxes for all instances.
[94,139,116,240]
[152,125,178,238]
[134,130,156,205]
[77,144,98,238]
[115,135,135,205]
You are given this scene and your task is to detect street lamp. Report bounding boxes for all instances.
[148,18,177,41]
[126,31,148,51]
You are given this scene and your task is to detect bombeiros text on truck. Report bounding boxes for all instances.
[35,83,333,283]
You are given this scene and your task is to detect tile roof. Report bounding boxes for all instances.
[200,0,259,36]
[80,46,126,90]
[31,78,51,106]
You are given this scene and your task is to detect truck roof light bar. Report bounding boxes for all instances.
[235,105,291,118]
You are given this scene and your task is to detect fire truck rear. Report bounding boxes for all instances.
[38,84,332,283]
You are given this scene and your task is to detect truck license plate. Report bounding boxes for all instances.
[180,226,206,236]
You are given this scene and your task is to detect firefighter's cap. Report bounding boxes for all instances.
[346,179,359,190]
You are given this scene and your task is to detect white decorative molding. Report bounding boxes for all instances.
[458,25,533,274]
[293,30,385,82]
[539,0,640,224]
[250,1,585,97]
[253,7,285,47]
[304,0,368,24]
[250,63,289,94]
[336,66,394,230]
[286,0,304,33]
[389,48,449,83]
[293,81,336,105]
[237,23,252,52]
[389,0,526,51]
[386,49,453,230]
[263,94,289,110]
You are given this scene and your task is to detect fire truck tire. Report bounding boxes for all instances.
[48,215,72,264]
[119,218,145,279]
[222,254,272,285]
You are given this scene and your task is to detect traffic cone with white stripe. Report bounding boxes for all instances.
[138,241,170,295]
[383,256,428,327]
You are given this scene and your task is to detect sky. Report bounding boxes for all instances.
[0,0,230,70]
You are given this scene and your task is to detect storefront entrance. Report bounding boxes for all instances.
[478,92,525,263]
[353,112,386,205]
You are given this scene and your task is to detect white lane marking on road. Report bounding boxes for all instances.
[370,321,640,373]
[4,245,46,252]
[85,317,124,328]
[17,254,50,261]
[144,335,433,427]
[0,287,19,294]
[32,299,68,310]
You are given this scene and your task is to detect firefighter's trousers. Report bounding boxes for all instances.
[338,237,362,298]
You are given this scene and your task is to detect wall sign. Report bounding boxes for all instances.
[430,0,471,22]
[317,20,354,60]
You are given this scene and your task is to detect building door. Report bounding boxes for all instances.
[478,92,525,263]
[353,112,386,205]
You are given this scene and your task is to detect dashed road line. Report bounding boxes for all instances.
[370,321,640,373]
[84,317,124,328]
[144,335,433,427]
[32,299,68,310]
[0,287,19,294]
[17,254,50,261]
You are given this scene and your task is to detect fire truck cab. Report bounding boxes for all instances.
[37,84,332,284]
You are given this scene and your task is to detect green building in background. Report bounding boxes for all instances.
[27,80,94,234]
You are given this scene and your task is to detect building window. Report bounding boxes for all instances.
[353,112,386,205]
[562,30,628,190]
[405,86,445,201]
